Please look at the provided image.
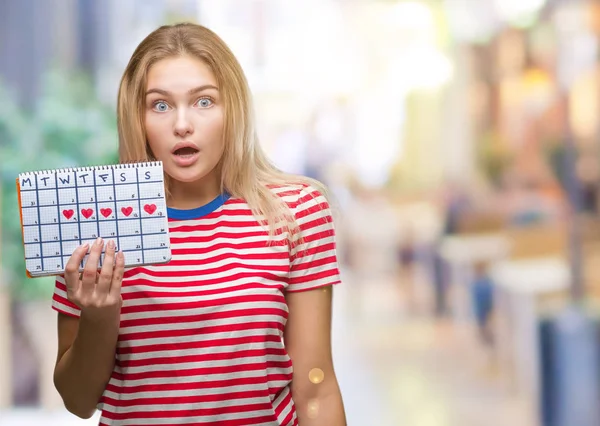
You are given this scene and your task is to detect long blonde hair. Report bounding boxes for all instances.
[117,23,327,238]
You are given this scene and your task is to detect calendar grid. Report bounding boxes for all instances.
[73,171,84,268]
[24,228,164,245]
[34,174,44,271]
[18,213,163,223]
[111,167,121,253]
[16,197,165,205]
[23,230,167,245]
[92,170,101,266]
[54,172,64,270]
[135,168,145,264]
[18,162,171,276]
[19,180,164,192]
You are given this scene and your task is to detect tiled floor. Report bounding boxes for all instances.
[0,268,532,426]
[335,270,532,426]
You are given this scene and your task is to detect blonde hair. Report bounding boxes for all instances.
[117,23,327,238]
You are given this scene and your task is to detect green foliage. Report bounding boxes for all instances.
[0,69,118,300]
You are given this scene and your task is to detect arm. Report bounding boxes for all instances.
[54,312,119,418]
[285,285,346,425]
[53,239,124,418]
[284,185,346,424]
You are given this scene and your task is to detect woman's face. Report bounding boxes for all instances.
[144,55,224,186]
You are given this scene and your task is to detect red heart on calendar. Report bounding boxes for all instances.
[100,208,112,218]
[62,209,74,220]
[81,208,94,219]
[144,204,157,215]
[121,206,133,217]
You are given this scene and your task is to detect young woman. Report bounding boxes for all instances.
[51,23,346,426]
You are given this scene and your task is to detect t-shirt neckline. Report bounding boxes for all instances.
[167,193,231,220]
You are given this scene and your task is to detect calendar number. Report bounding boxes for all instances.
[31,201,36,206]
[36,265,41,270]
[136,245,141,249]
[160,243,166,247]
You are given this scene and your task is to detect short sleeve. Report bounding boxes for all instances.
[52,275,81,318]
[287,185,342,292]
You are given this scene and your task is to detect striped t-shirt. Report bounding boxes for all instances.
[52,184,342,426]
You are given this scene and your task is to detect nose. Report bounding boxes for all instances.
[173,108,194,137]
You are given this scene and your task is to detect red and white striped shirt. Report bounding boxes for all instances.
[52,184,342,426]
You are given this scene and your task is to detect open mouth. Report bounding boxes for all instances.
[173,147,199,157]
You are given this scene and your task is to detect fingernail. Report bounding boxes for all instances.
[96,237,103,245]
[107,240,115,249]
[81,243,89,250]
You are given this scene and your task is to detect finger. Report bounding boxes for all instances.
[80,271,99,282]
[109,250,125,298]
[81,237,103,291]
[97,240,116,295]
[64,243,89,293]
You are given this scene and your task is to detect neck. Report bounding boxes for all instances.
[167,174,221,210]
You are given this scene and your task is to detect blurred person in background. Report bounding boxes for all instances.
[430,182,472,318]
[50,23,346,426]
[471,261,495,347]
[396,226,419,314]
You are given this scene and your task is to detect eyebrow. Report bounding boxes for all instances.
[145,85,219,96]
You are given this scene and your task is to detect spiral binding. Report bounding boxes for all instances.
[18,160,163,178]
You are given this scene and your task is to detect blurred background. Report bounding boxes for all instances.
[3,0,600,425]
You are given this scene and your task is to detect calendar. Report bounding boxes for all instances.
[16,161,172,277]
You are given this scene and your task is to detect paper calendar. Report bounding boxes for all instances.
[16,161,172,277]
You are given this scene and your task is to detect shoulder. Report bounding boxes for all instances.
[267,182,330,214]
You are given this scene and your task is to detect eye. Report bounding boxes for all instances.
[152,101,170,112]
[196,97,214,108]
